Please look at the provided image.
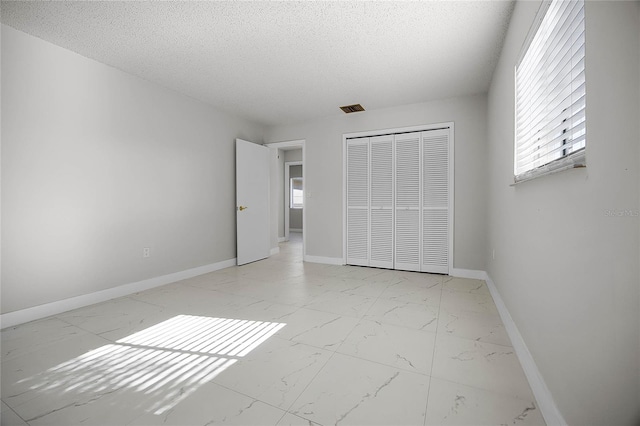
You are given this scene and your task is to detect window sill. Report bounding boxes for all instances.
[512,150,586,185]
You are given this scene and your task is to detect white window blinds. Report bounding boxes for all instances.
[515,0,586,183]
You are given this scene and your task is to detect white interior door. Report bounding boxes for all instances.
[236,139,270,265]
[394,132,422,272]
[422,129,450,274]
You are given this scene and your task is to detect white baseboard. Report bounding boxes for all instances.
[449,267,487,280]
[278,237,286,243]
[303,255,344,265]
[270,247,280,255]
[0,258,237,329]
[289,228,302,233]
[483,272,567,426]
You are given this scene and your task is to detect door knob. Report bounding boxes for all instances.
[238,206,248,211]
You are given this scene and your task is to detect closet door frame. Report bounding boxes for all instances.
[342,122,454,274]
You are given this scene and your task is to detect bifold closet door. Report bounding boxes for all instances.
[394,132,421,272]
[346,127,450,274]
[369,135,394,269]
[422,129,449,274]
[346,139,369,266]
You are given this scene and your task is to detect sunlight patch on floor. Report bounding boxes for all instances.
[18,315,285,415]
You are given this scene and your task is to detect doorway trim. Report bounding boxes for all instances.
[265,139,306,261]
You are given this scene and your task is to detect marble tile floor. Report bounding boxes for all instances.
[1,235,545,426]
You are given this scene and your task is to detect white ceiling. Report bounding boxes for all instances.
[1,1,514,127]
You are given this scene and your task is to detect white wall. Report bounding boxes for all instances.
[266,94,487,269]
[1,25,266,314]
[284,149,302,163]
[486,2,640,424]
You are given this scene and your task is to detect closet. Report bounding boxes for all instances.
[345,125,451,274]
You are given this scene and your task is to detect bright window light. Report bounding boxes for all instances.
[290,177,303,209]
[17,315,285,416]
[514,0,586,183]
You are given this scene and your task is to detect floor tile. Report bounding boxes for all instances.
[390,271,444,285]
[212,337,332,409]
[276,412,322,426]
[1,333,112,410]
[301,291,376,318]
[225,277,331,307]
[289,353,430,425]
[442,276,491,295]
[364,298,438,332]
[129,382,286,426]
[332,266,386,281]
[57,296,176,342]
[425,377,545,425]
[438,308,511,346]
[431,334,534,400]
[337,319,436,375]
[439,290,499,315]
[0,401,28,426]
[378,280,442,306]
[1,318,91,361]
[232,299,301,323]
[274,308,360,350]
[180,271,240,290]
[312,277,389,298]
[131,285,258,317]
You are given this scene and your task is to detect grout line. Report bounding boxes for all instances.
[201,381,290,425]
[1,401,29,426]
[423,275,445,426]
[278,346,338,419]
[276,259,375,423]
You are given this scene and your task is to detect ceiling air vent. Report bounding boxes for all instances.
[340,104,365,114]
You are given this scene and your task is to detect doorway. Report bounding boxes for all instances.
[266,140,306,260]
[285,159,303,241]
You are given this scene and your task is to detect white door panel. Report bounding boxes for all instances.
[421,129,449,273]
[236,139,270,265]
[370,135,394,269]
[346,140,369,266]
[395,132,421,272]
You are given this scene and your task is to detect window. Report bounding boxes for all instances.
[290,177,303,208]
[515,0,586,183]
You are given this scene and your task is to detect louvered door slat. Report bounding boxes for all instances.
[347,208,369,265]
[395,133,421,208]
[370,136,394,207]
[422,129,449,273]
[395,209,420,271]
[347,140,369,266]
[347,142,369,208]
[395,132,421,272]
[423,209,448,273]
[370,135,394,268]
[370,208,393,267]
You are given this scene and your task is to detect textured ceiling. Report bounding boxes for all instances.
[1,1,514,127]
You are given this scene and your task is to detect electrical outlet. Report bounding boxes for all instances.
[143,247,150,258]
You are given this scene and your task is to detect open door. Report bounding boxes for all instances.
[236,139,270,265]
